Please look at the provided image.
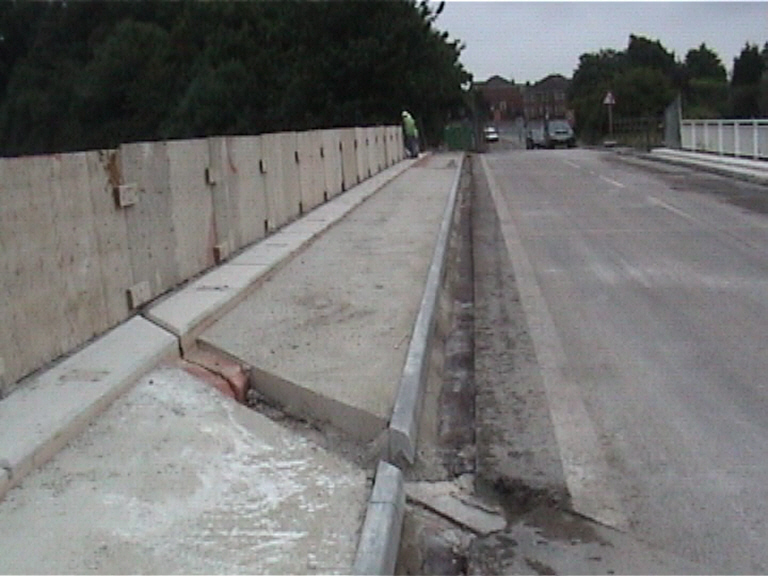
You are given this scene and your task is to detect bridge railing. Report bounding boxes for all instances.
[681,119,768,160]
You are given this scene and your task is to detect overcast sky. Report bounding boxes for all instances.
[433,1,767,84]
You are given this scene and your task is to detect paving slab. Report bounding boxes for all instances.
[0,365,368,574]
[0,317,177,501]
[199,154,463,442]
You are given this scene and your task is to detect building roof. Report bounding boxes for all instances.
[476,75,515,90]
[529,74,570,93]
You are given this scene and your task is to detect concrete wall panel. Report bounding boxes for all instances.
[384,127,396,167]
[120,141,179,299]
[220,135,268,249]
[366,127,379,176]
[298,130,326,213]
[263,132,301,231]
[339,128,359,191]
[0,156,56,392]
[167,139,216,282]
[206,136,236,258]
[48,153,112,352]
[0,153,117,394]
[85,150,133,329]
[355,127,371,181]
[374,126,386,173]
[322,130,344,198]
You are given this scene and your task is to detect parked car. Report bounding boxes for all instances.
[483,126,499,143]
[526,124,547,149]
[545,119,576,148]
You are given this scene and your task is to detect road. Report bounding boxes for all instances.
[477,142,768,573]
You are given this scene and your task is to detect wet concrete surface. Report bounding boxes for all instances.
[0,365,368,574]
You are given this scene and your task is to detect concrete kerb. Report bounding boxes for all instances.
[388,153,465,465]
[352,460,406,575]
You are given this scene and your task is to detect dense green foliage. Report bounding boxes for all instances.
[568,35,768,140]
[730,42,768,118]
[0,1,471,157]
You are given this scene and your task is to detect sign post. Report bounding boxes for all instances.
[603,91,616,138]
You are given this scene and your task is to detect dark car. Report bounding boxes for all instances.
[545,119,576,148]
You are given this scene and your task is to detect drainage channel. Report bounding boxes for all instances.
[394,153,487,575]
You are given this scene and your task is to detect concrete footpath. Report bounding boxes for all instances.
[0,152,464,574]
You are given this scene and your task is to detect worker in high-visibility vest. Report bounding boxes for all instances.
[401,110,420,158]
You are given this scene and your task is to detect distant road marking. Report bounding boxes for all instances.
[599,175,625,188]
[481,155,629,531]
[646,195,700,224]
[563,160,581,169]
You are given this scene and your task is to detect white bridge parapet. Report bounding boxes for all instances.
[681,118,768,160]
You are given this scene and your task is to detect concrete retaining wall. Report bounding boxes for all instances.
[0,125,402,396]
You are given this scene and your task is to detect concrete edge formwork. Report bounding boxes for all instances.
[352,460,405,575]
[388,153,465,465]
[0,317,178,502]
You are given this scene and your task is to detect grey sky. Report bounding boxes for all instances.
[433,1,767,84]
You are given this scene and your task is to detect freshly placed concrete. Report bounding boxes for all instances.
[0,317,177,501]
[146,158,415,354]
[649,147,768,184]
[198,154,464,442]
[0,365,368,574]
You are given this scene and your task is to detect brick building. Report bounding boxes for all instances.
[475,75,524,122]
[523,74,571,121]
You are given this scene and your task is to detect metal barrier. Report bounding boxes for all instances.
[681,119,768,160]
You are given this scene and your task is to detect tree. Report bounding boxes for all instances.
[614,67,674,117]
[568,48,622,140]
[685,43,726,82]
[732,43,765,86]
[0,1,471,156]
[730,43,766,117]
[625,34,678,79]
[683,43,728,118]
[76,19,177,148]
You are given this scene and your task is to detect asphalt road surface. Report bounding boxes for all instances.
[481,144,768,573]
